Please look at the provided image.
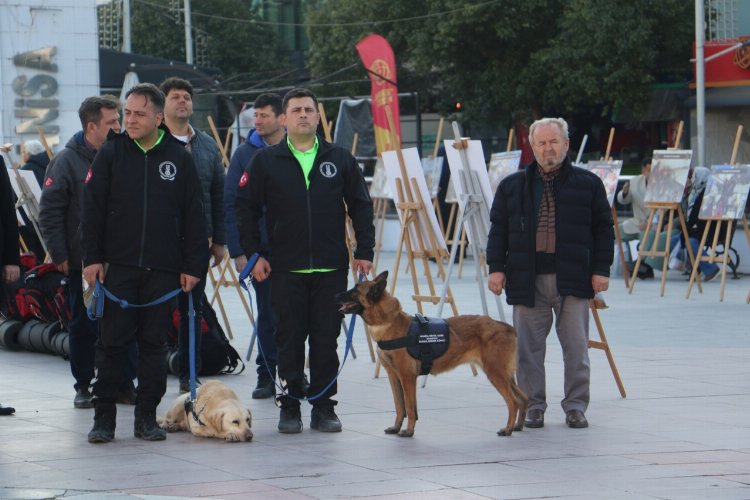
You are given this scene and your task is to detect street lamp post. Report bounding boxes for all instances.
[695,0,706,166]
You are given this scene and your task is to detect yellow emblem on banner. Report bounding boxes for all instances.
[369,59,392,86]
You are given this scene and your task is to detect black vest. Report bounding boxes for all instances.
[377,314,450,375]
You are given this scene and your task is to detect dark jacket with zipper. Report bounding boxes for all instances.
[183,126,226,245]
[39,131,95,270]
[1,157,20,272]
[235,136,374,272]
[486,157,613,307]
[81,127,207,278]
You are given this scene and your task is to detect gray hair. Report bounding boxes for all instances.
[529,117,569,142]
[24,140,45,156]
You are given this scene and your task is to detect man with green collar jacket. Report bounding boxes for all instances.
[235,88,374,434]
[81,83,206,444]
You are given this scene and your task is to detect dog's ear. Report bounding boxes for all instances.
[211,411,225,432]
[367,277,387,302]
[374,270,388,283]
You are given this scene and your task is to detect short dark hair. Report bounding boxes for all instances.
[642,157,652,167]
[125,83,165,113]
[159,77,194,98]
[282,87,318,112]
[78,95,120,129]
[254,93,283,116]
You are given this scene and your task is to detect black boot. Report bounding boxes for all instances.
[88,403,116,443]
[252,373,276,399]
[134,406,166,441]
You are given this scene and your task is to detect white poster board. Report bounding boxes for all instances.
[487,150,522,194]
[699,164,750,220]
[7,168,42,204]
[645,150,693,204]
[443,139,494,217]
[579,160,623,207]
[382,148,447,253]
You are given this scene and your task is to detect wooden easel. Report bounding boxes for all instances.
[687,125,749,301]
[600,128,630,289]
[36,127,54,159]
[373,108,465,378]
[371,196,389,275]
[588,301,626,397]
[203,116,255,339]
[628,125,697,296]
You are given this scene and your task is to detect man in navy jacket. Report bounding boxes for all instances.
[487,117,613,430]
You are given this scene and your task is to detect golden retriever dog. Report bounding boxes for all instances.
[160,380,252,442]
[335,271,527,437]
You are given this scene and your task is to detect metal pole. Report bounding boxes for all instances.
[414,91,422,156]
[695,0,706,166]
[122,0,131,53]
[184,0,194,64]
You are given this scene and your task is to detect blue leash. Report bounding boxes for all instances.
[238,253,360,402]
[87,280,202,415]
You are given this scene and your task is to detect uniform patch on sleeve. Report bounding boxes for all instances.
[239,171,248,187]
[44,177,54,187]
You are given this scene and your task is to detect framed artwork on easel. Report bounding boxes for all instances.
[644,150,693,204]
[580,160,623,207]
[420,156,443,199]
[487,150,522,195]
[699,164,750,220]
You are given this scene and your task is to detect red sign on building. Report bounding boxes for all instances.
[693,37,750,87]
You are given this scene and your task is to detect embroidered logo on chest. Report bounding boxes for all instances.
[319,161,337,178]
[159,161,177,181]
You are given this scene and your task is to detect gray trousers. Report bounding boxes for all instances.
[513,274,590,414]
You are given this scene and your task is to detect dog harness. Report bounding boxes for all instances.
[377,314,450,375]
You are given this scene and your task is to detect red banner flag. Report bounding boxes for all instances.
[356,34,402,154]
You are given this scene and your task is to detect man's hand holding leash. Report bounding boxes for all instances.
[180,273,201,293]
[353,259,372,277]
[251,256,272,282]
[83,263,105,289]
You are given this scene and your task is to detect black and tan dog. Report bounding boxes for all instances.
[336,271,527,437]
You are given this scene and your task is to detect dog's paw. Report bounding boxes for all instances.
[384,426,400,435]
[225,433,240,443]
[397,429,414,437]
[497,428,512,437]
[513,422,524,432]
[162,422,181,433]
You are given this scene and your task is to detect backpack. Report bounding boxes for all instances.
[167,293,244,376]
[1,253,38,320]
[18,264,70,328]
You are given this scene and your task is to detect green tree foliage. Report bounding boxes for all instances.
[126,0,291,92]
[306,0,693,128]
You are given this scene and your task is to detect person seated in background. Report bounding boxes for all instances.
[667,167,720,282]
[20,140,49,187]
[616,157,654,278]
